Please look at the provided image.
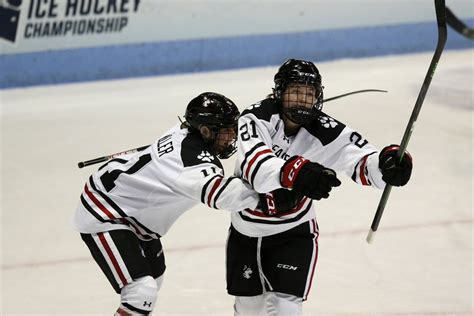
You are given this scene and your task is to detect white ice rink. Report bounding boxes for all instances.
[1,49,473,315]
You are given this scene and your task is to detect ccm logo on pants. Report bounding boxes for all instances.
[277,264,298,271]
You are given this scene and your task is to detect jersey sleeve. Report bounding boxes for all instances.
[236,113,286,193]
[351,150,385,189]
[316,126,385,189]
[173,163,259,211]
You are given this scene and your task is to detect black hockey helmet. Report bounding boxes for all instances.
[185,92,240,159]
[274,59,324,124]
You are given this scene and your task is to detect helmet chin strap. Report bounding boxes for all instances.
[214,130,238,159]
[282,111,301,126]
[282,106,317,125]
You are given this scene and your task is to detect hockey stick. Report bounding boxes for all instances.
[324,89,387,103]
[77,145,149,168]
[446,6,474,40]
[366,0,447,244]
[76,89,387,169]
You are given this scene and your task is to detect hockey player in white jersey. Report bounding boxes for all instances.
[72,92,301,316]
[226,59,413,315]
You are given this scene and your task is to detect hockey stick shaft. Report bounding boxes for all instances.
[323,89,387,103]
[366,0,447,244]
[76,89,387,169]
[77,145,149,168]
[446,6,474,40]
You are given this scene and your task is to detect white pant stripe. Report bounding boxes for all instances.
[257,237,273,292]
[303,218,318,300]
[102,232,132,283]
[92,232,131,288]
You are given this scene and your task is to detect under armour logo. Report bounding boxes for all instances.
[143,301,152,307]
[197,151,214,162]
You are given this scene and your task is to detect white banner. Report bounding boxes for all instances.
[1,0,472,55]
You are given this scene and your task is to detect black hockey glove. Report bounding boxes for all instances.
[379,144,413,186]
[259,188,303,216]
[280,156,341,200]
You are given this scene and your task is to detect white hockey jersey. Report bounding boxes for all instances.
[73,124,259,240]
[232,98,385,237]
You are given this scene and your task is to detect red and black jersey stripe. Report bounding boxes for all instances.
[200,175,241,209]
[240,142,274,187]
[200,175,223,205]
[351,152,376,186]
[212,176,239,209]
[200,176,241,209]
[239,198,313,224]
[81,176,160,240]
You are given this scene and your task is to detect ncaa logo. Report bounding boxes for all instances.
[0,0,22,42]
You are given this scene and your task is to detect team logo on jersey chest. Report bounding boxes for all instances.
[319,116,338,128]
[197,151,214,162]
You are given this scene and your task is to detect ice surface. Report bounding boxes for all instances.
[1,49,472,315]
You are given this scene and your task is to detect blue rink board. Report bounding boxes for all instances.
[1,19,473,89]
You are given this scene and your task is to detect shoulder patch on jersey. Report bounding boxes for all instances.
[180,132,223,168]
[241,98,279,122]
[197,150,215,162]
[303,112,346,145]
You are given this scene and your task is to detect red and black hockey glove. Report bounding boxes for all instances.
[259,188,303,216]
[280,155,341,200]
[379,144,413,187]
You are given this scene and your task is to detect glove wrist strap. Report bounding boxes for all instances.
[281,156,308,188]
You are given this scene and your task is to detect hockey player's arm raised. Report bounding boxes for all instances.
[305,122,412,189]
[337,139,412,188]
[303,123,387,189]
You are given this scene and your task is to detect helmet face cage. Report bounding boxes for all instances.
[213,126,237,159]
[281,84,323,125]
[184,92,239,159]
[274,59,324,124]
